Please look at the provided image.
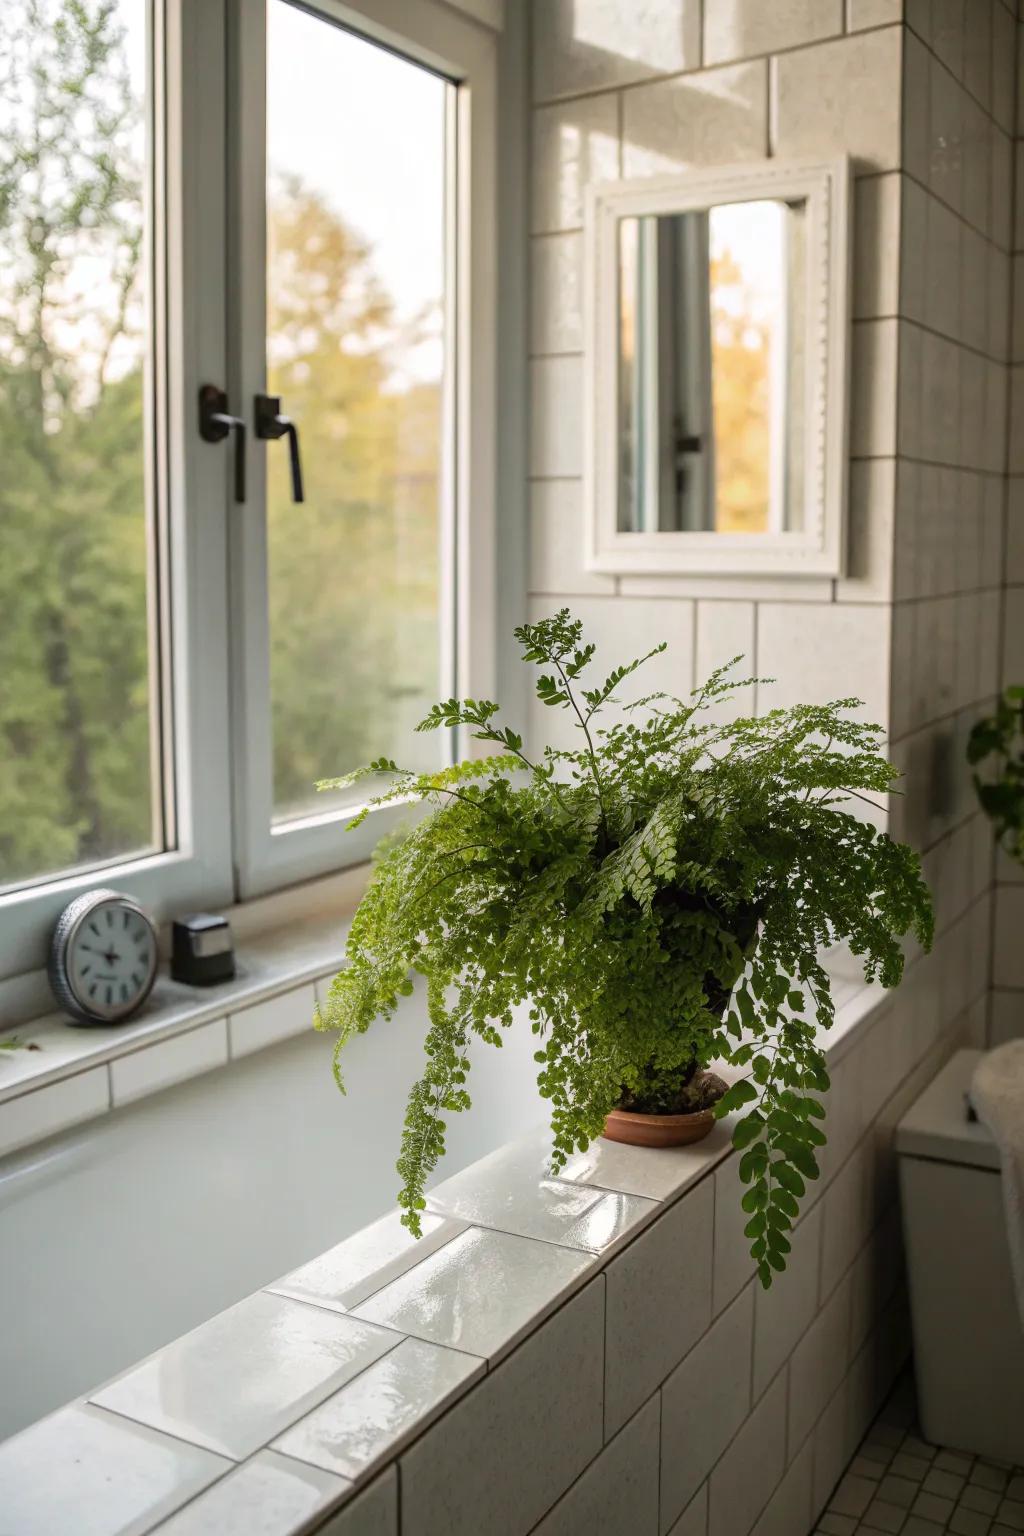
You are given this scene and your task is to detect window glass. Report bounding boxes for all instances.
[0,1,160,891]
[266,3,451,823]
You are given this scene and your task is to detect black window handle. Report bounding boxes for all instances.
[255,393,304,503]
[198,384,246,502]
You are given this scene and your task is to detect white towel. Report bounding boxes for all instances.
[970,1040,1024,1330]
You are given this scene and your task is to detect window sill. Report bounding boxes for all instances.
[0,869,372,1159]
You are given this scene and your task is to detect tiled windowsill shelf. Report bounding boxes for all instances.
[0,916,351,1159]
[0,969,895,1536]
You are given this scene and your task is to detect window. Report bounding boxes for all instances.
[0,1,162,892]
[0,0,498,977]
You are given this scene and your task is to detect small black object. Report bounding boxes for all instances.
[255,393,305,502]
[171,913,235,987]
[198,383,247,502]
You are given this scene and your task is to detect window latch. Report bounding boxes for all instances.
[198,384,247,503]
[254,394,305,504]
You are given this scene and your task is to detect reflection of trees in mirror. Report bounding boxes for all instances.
[709,247,771,535]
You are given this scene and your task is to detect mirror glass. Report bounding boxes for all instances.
[617,198,807,537]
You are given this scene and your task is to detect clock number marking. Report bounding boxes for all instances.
[89,983,97,998]
[89,922,100,937]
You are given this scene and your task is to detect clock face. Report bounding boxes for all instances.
[59,894,158,1023]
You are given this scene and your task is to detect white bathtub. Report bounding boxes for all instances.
[0,994,545,1440]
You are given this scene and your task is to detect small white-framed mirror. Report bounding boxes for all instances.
[583,157,851,577]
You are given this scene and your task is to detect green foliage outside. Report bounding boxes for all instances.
[317,611,934,1287]
[968,685,1024,865]
[0,0,443,886]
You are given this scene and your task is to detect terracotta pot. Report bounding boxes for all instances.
[602,1105,717,1149]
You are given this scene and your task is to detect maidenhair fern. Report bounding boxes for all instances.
[316,610,933,1287]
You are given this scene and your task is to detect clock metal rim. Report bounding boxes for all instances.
[49,888,159,1027]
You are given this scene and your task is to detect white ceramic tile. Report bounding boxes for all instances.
[529,479,616,597]
[399,1279,604,1536]
[960,225,989,356]
[925,193,962,340]
[151,1449,349,1536]
[902,30,931,185]
[110,1018,228,1106]
[531,356,583,478]
[0,1065,109,1158]
[604,1176,713,1435]
[963,0,992,107]
[820,1141,874,1298]
[928,53,965,214]
[93,1291,401,1460]
[1008,478,1024,584]
[704,0,842,65]
[847,0,902,25]
[694,602,755,716]
[532,1395,660,1536]
[712,1154,757,1315]
[995,884,1024,988]
[1010,367,1024,475]
[351,1225,596,1363]
[787,1269,853,1452]
[756,603,890,729]
[772,29,902,172]
[532,94,619,234]
[318,1467,397,1536]
[668,1488,708,1536]
[989,124,1012,252]
[425,1131,657,1253]
[752,1205,822,1400]
[0,1403,229,1536]
[848,1204,903,1356]
[621,62,768,179]
[708,1373,788,1536]
[961,95,991,239]
[660,1283,753,1530]
[750,1435,813,1536]
[931,0,965,77]
[227,985,315,1059]
[896,319,923,462]
[527,594,695,756]
[991,0,1017,130]
[837,458,895,603]
[1004,584,1024,684]
[853,174,900,320]
[533,0,700,100]
[273,1336,482,1482]
[559,1127,733,1209]
[849,318,898,458]
[531,233,583,356]
[269,1209,469,1314]
[811,1377,852,1514]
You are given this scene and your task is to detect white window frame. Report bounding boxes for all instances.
[0,0,498,978]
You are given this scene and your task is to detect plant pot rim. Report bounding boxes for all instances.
[605,1105,716,1128]
[602,1104,718,1148]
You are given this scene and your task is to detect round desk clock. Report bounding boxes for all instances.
[48,889,159,1026]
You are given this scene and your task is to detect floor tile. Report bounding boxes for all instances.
[901,1519,945,1535]
[1010,1479,1024,1503]
[996,1501,1024,1532]
[850,1456,885,1481]
[268,1210,469,1313]
[878,1475,919,1510]
[912,1490,955,1523]
[935,1451,974,1477]
[151,1450,349,1535]
[424,1133,657,1254]
[272,1336,483,1481]
[974,1468,1011,1494]
[923,1467,967,1499]
[0,1403,229,1536]
[92,1291,401,1459]
[891,1452,932,1481]
[964,1488,1005,1516]
[861,1497,908,1532]
[949,1506,995,1535]
[819,1513,858,1534]
[902,1436,938,1461]
[830,1472,876,1517]
[351,1225,596,1363]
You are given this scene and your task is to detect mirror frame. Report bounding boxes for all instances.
[583,155,852,577]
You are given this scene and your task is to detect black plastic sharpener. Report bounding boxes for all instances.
[171,913,235,986]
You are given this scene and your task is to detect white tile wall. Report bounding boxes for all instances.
[707,1373,788,1536]
[603,1175,712,1435]
[621,62,768,178]
[109,1019,228,1107]
[771,28,903,170]
[399,1279,605,1536]
[0,1066,109,1158]
[703,0,842,66]
[532,95,619,234]
[533,0,700,101]
[532,1395,660,1536]
[227,985,315,1059]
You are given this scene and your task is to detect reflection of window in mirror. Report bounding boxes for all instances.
[617,198,807,538]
